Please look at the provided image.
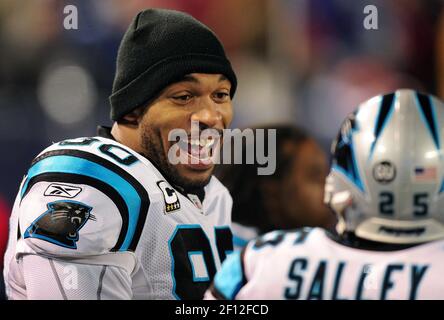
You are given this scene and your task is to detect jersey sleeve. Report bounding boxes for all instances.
[6,139,152,299]
[204,250,248,300]
[16,142,149,257]
[18,180,124,257]
[16,254,133,300]
[12,184,137,300]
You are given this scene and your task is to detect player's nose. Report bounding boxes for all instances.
[191,98,222,129]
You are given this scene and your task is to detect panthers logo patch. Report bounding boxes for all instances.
[24,200,95,249]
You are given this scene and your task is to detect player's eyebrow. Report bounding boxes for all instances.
[178,74,229,83]
[218,75,228,82]
[180,74,200,83]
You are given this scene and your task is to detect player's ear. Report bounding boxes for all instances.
[117,106,146,127]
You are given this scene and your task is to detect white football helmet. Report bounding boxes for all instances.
[325,89,444,244]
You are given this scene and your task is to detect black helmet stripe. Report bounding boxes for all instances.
[369,93,395,159]
[416,92,440,150]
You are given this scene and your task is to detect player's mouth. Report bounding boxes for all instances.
[176,135,220,170]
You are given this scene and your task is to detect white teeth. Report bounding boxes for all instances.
[187,138,217,148]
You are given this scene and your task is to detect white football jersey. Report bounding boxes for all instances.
[206,228,444,300]
[4,131,233,300]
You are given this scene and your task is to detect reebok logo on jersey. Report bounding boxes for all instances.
[44,183,82,198]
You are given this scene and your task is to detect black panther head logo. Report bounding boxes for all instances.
[24,201,95,249]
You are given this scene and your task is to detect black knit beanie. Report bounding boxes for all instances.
[109,8,237,121]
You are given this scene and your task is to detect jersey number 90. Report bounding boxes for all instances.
[169,225,233,300]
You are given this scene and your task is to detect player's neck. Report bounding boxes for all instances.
[111,122,143,154]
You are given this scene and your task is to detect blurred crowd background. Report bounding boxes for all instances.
[1,0,444,297]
